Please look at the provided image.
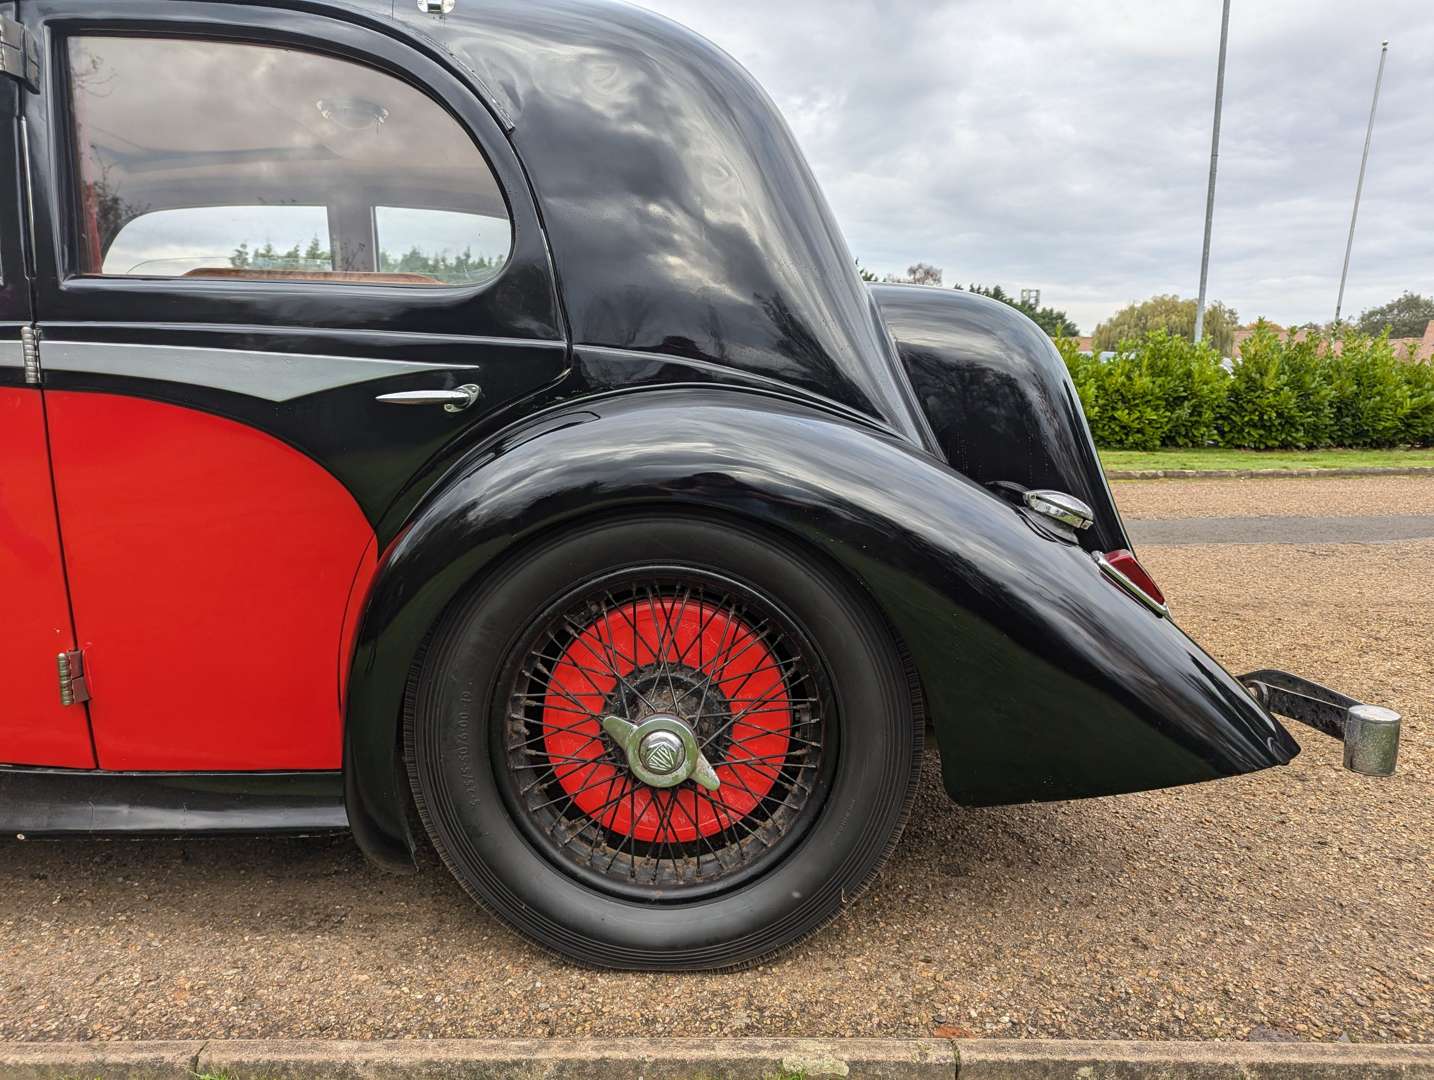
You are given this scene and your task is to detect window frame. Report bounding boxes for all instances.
[22,0,560,342]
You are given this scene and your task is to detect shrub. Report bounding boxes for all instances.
[1216,321,1336,449]
[1399,357,1434,447]
[1053,324,1429,450]
[1328,331,1409,447]
[1280,333,1336,447]
[1138,329,1226,447]
[1056,335,1101,428]
[1218,324,1301,448]
[1087,346,1171,450]
[1056,330,1225,450]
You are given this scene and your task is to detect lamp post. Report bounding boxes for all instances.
[1193,0,1232,346]
[1334,41,1390,327]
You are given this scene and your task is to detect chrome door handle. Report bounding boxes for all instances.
[375,384,482,413]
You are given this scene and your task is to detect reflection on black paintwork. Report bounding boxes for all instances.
[874,283,1133,556]
[388,0,936,450]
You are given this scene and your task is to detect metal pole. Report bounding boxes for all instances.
[1335,41,1389,326]
[1193,0,1232,346]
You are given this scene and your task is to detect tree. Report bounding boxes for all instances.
[854,259,879,283]
[230,236,504,283]
[1094,294,1238,357]
[378,244,504,284]
[884,262,944,286]
[304,235,328,265]
[1356,292,1434,339]
[963,283,1078,338]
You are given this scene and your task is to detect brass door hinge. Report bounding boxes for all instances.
[57,650,91,706]
[21,325,39,385]
[0,15,40,92]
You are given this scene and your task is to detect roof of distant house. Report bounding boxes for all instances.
[1230,320,1434,362]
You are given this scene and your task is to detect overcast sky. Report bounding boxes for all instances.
[634,0,1432,334]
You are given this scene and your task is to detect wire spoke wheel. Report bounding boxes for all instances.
[495,568,835,900]
[407,516,919,969]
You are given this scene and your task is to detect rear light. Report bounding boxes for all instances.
[1096,549,1169,617]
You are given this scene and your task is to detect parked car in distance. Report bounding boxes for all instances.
[0,0,1400,970]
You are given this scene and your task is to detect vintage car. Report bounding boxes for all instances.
[0,0,1401,969]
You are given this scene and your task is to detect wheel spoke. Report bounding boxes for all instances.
[502,572,830,893]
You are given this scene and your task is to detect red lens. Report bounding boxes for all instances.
[1102,549,1166,606]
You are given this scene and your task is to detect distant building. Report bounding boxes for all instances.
[1414,321,1434,362]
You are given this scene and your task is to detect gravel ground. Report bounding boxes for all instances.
[1114,474,1434,520]
[2,476,1430,1043]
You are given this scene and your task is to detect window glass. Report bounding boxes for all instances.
[375,207,509,286]
[101,206,332,278]
[68,36,512,287]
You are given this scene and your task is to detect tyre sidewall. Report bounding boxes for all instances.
[409,516,916,969]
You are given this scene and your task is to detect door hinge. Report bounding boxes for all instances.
[57,650,91,706]
[21,325,40,385]
[0,15,40,93]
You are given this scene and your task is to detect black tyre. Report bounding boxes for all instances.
[405,516,921,970]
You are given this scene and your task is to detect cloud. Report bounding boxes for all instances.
[634,0,1433,332]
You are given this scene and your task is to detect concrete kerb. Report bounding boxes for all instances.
[0,1041,205,1080]
[956,1039,1434,1078]
[1106,466,1434,481]
[3,1038,1434,1079]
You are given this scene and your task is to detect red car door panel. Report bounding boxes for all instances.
[0,51,93,770]
[45,392,375,769]
[0,380,94,768]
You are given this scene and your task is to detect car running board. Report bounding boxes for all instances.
[1240,669,1401,777]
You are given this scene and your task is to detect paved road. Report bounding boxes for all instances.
[2,476,1430,1044]
[1128,513,1434,546]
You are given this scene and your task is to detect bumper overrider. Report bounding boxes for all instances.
[1240,669,1402,777]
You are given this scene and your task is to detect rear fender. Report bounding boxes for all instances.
[344,387,1296,869]
[873,284,1131,554]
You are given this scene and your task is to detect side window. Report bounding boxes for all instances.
[66,36,512,287]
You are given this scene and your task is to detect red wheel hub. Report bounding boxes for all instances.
[541,599,792,842]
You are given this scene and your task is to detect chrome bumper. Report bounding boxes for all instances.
[1241,669,1401,777]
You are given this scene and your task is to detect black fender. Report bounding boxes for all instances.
[873,284,1130,555]
[343,387,1297,870]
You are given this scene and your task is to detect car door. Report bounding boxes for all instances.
[0,9,94,769]
[20,0,567,771]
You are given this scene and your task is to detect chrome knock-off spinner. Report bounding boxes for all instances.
[602,713,721,791]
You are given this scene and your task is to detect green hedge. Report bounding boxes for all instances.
[1056,325,1434,450]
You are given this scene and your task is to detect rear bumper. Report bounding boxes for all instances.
[1240,669,1402,777]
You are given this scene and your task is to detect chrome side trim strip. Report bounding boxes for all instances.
[42,341,479,402]
[0,339,23,368]
[39,323,564,349]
